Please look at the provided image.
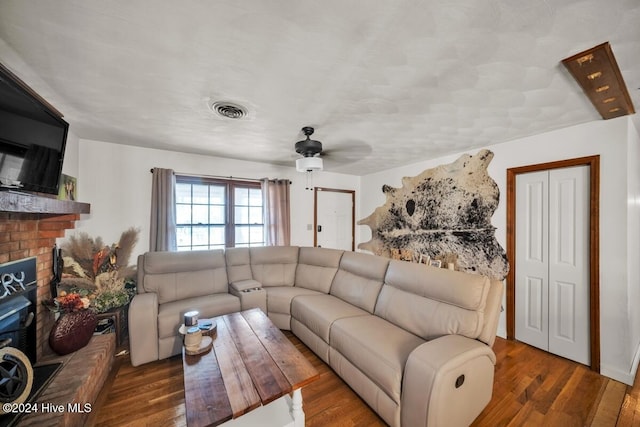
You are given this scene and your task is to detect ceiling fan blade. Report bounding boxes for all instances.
[321,139,372,164]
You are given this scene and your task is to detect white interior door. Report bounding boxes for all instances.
[515,170,549,350]
[315,189,353,250]
[548,166,590,365]
[515,166,590,365]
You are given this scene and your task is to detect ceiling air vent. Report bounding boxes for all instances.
[210,101,248,119]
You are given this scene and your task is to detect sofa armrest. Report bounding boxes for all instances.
[229,279,263,293]
[229,280,266,312]
[128,292,159,367]
[402,334,496,427]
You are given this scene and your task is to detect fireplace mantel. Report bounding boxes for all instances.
[0,191,90,214]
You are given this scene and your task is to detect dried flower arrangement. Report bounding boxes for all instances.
[44,291,91,314]
[59,228,139,313]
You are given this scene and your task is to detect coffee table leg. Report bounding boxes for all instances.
[290,388,304,427]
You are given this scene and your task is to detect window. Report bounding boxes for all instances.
[175,177,264,251]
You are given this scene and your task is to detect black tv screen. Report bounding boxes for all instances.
[0,64,68,195]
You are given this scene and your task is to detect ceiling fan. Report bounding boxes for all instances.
[294,126,324,172]
[291,126,372,173]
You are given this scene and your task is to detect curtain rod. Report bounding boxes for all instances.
[149,168,291,184]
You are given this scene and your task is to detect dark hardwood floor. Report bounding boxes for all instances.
[90,334,639,426]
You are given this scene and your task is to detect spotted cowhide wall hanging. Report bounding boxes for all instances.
[358,149,509,281]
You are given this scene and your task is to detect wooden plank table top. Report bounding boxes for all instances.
[182,308,320,427]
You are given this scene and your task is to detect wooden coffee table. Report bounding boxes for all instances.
[182,308,319,427]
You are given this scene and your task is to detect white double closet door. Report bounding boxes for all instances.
[515,165,590,365]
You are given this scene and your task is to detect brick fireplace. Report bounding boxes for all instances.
[1,191,90,362]
[0,212,80,361]
[0,195,121,426]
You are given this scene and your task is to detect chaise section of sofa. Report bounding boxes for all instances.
[372,260,496,426]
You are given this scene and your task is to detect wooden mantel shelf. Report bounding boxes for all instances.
[0,191,90,214]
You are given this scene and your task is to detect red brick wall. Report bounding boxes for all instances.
[0,213,79,361]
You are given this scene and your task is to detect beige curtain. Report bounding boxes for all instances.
[261,179,291,246]
[150,168,177,251]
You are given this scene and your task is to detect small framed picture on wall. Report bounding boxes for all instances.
[58,174,77,201]
[429,259,442,268]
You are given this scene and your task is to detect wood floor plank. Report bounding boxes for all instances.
[618,395,640,426]
[93,336,640,427]
[506,400,546,427]
[591,380,626,426]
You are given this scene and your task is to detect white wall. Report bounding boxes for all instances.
[69,138,360,258]
[627,119,640,377]
[359,117,636,384]
[61,129,79,178]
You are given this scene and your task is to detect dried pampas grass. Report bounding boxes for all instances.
[61,227,140,288]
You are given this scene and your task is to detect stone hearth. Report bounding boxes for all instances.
[19,334,115,427]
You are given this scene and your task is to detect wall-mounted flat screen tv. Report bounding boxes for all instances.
[0,64,68,195]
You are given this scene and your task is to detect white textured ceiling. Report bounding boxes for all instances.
[0,0,638,175]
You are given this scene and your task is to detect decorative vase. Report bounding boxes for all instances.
[49,310,97,355]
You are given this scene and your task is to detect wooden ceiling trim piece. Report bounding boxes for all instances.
[562,42,635,120]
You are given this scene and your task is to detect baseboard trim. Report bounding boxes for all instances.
[601,346,640,386]
[629,339,640,384]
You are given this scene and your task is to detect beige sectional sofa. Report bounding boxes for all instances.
[129,246,503,427]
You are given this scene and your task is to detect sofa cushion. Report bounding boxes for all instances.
[478,279,504,346]
[265,286,323,315]
[330,251,389,313]
[294,247,343,293]
[141,250,229,304]
[375,260,491,341]
[157,294,241,339]
[225,247,253,284]
[250,246,299,287]
[330,315,424,403]
[291,294,368,343]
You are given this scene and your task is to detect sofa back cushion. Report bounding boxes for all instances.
[330,251,389,313]
[374,260,491,342]
[295,247,343,293]
[478,279,504,346]
[140,250,229,304]
[225,247,252,284]
[249,246,299,287]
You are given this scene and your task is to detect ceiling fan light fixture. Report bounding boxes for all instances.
[294,126,324,172]
[296,157,323,172]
